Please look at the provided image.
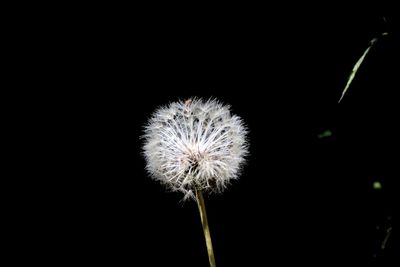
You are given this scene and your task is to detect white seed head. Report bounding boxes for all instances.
[142,98,249,199]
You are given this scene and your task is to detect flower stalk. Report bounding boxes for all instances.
[196,190,216,267]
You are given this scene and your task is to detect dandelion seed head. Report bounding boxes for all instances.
[142,98,248,199]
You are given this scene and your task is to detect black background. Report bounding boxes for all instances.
[25,7,399,266]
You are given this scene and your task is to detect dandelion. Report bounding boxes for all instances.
[142,98,249,267]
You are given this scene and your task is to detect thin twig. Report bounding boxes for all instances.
[196,190,217,267]
[338,31,388,103]
[381,226,392,250]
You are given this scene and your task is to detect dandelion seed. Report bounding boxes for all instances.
[142,98,249,198]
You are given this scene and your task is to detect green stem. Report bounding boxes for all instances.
[195,190,216,267]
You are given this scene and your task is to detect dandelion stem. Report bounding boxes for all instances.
[196,190,216,267]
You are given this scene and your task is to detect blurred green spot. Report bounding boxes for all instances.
[373,181,382,190]
[317,130,332,139]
